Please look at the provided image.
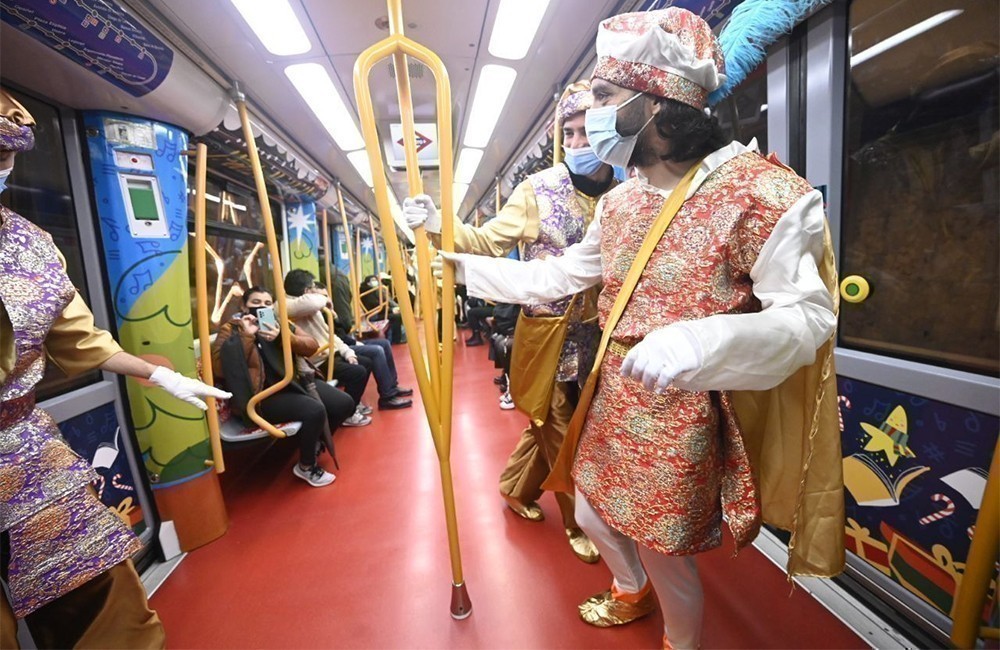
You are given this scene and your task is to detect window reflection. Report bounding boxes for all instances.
[0,90,101,400]
[716,60,768,153]
[841,0,999,376]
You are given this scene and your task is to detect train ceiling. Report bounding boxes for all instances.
[138,0,624,220]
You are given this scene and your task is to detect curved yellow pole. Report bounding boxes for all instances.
[193,143,225,473]
[336,184,363,336]
[354,0,466,618]
[237,98,290,439]
[320,208,336,383]
[950,439,1000,648]
[368,213,384,277]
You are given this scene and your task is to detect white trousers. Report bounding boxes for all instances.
[575,488,704,649]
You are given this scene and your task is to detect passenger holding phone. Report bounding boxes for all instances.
[211,287,355,487]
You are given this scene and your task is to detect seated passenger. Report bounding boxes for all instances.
[285,269,412,410]
[361,273,404,343]
[211,287,355,487]
[464,297,494,347]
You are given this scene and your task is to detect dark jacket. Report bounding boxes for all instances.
[211,318,319,396]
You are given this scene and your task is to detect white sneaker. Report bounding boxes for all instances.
[356,402,373,416]
[343,411,372,427]
[293,464,336,487]
[499,392,515,410]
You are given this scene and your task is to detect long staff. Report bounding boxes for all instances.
[236,91,293,439]
[192,142,225,471]
[353,0,467,618]
[320,208,337,383]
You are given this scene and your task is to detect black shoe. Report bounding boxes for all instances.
[379,395,413,410]
[493,374,505,385]
[465,336,484,347]
[393,386,414,397]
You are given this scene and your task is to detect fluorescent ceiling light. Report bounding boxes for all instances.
[347,150,374,187]
[851,10,962,66]
[455,148,484,184]
[488,0,551,60]
[231,0,311,56]
[453,183,469,208]
[463,65,517,148]
[285,63,364,151]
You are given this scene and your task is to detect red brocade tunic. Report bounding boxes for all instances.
[571,152,815,555]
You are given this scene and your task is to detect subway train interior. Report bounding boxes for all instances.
[0,0,997,648]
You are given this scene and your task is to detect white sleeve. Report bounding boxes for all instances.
[462,201,604,305]
[672,189,835,391]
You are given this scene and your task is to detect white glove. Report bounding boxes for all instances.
[149,366,231,411]
[619,325,703,393]
[402,194,441,234]
[431,251,465,284]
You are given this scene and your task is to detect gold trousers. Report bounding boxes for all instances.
[1,560,164,649]
[498,380,579,528]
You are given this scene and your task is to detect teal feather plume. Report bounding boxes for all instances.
[709,0,832,105]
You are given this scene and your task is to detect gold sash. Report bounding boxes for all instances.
[508,295,577,426]
[542,160,702,493]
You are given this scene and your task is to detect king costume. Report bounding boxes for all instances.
[0,89,164,649]
[449,8,845,649]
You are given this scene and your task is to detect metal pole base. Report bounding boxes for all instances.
[450,582,472,620]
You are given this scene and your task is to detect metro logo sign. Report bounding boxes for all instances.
[387,123,439,168]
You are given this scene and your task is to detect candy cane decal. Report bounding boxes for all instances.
[838,395,851,432]
[111,473,135,491]
[919,493,956,525]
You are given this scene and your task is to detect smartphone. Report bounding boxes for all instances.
[254,306,277,330]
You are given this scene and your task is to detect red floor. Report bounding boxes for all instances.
[151,338,866,649]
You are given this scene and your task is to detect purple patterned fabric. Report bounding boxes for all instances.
[524,166,601,383]
[0,209,138,617]
[0,115,34,152]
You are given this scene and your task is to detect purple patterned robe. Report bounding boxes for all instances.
[0,209,139,617]
[524,165,601,383]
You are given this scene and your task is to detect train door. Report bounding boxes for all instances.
[0,89,160,564]
[804,2,999,643]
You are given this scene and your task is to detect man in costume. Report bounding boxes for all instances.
[0,88,229,649]
[419,8,844,648]
[403,81,614,565]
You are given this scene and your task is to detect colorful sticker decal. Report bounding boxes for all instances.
[359,234,375,279]
[840,376,998,621]
[640,0,747,27]
[332,224,352,274]
[285,201,319,278]
[85,112,213,489]
[1,0,173,97]
[58,402,147,535]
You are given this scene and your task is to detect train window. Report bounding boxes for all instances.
[186,175,277,335]
[0,89,101,399]
[840,0,999,376]
[716,60,767,153]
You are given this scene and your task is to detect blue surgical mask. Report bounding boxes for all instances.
[562,145,603,176]
[584,92,654,168]
[0,168,10,194]
[613,165,628,182]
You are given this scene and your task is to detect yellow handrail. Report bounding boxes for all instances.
[552,95,563,165]
[336,184,363,336]
[368,213,384,277]
[950,439,1000,648]
[192,142,225,473]
[237,97,290,439]
[320,208,336,383]
[354,0,467,618]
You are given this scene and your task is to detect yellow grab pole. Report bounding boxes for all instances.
[354,0,467,618]
[368,213,384,277]
[321,208,336,383]
[193,143,225,472]
[495,176,501,213]
[236,95,290,439]
[950,439,1000,648]
[336,184,363,336]
[552,97,563,165]
[389,31,441,405]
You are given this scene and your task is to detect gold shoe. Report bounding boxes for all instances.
[501,494,544,522]
[578,584,655,627]
[566,528,600,563]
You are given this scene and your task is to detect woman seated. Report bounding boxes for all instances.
[361,273,404,344]
[211,287,355,487]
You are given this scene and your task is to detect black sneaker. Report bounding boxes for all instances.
[379,395,413,410]
[393,386,414,397]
